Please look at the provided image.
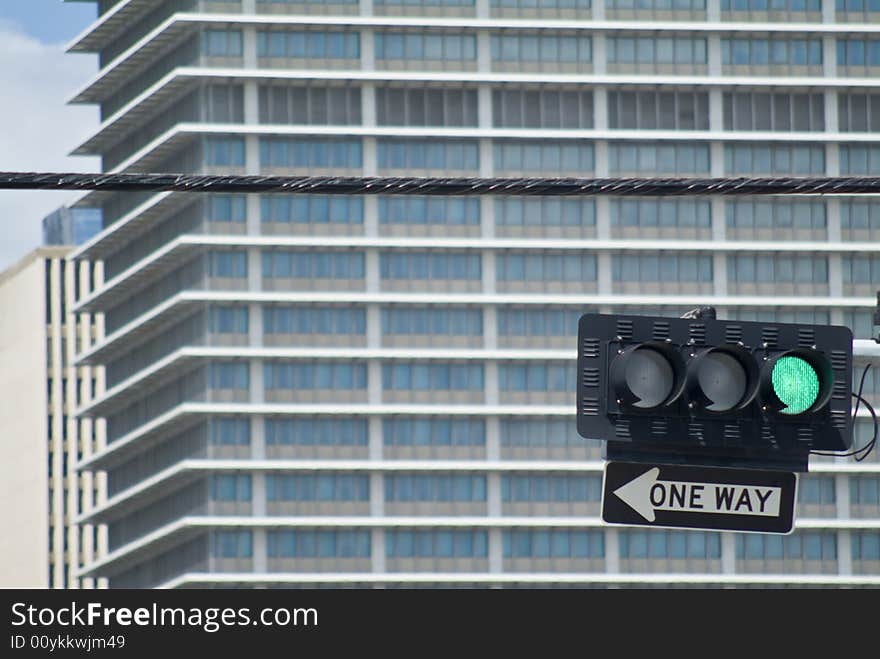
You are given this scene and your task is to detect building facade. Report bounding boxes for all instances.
[43,206,104,248]
[0,248,105,588]
[67,0,880,587]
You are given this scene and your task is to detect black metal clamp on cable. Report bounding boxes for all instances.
[680,306,717,321]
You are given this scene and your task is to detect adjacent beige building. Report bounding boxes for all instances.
[0,248,105,588]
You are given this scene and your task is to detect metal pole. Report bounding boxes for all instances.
[853,340,880,359]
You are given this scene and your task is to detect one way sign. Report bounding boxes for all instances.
[602,462,798,534]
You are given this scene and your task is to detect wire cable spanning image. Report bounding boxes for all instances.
[5,172,880,195]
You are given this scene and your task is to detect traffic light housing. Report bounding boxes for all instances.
[576,313,853,472]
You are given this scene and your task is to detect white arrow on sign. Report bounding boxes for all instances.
[612,468,783,523]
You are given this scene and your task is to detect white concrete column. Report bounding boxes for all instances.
[711,142,725,178]
[367,305,381,349]
[826,144,840,178]
[593,0,606,20]
[598,253,612,296]
[480,197,495,239]
[476,0,490,19]
[361,29,375,71]
[244,80,259,125]
[823,35,837,79]
[253,529,267,573]
[485,361,499,406]
[477,31,492,73]
[484,306,498,350]
[837,530,853,576]
[369,416,383,461]
[709,88,724,132]
[594,87,608,131]
[824,90,839,133]
[242,0,256,14]
[246,195,260,236]
[821,0,835,21]
[247,247,261,292]
[362,83,376,128]
[829,254,843,298]
[596,197,611,240]
[479,139,494,178]
[605,528,620,574]
[479,85,493,130]
[245,136,260,176]
[711,198,726,242]
[252,416,265,460]
[488,474,502,517]
[242,24,257,69]
[713,253,728,297]
[592,33,606,75]
[371,529,386,573]
[366,250,380,293]
[489,528,503,574]
[364,137,377,177]
[594,140,609,177]
[707,0,721,21]
[835,473,850,519]
[250,359,264,405]
[368,360,382,405]
[364,197,379,238]
[485,408,502,577]
[370,472,384,517]
[721,532,737,574]
[248,302,262,347]
[361,0,374,17]
[486,416,500,461]
[708,35,722,78]
[827,198,842,242]
[482,249,496,295]
[252,474,266,516]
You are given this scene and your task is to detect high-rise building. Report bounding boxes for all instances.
[0,247,105,588]
[43,206,103,248]
[67,0,880,588]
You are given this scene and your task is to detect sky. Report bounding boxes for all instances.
[0,1,101,270]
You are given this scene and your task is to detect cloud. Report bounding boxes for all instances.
[0,21,100,271]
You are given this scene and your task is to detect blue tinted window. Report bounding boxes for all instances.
[382,363,484,391]
[211,418,250,445]
[381,308,483,336]
[211,474,251,501]
[209,362,248,389]
[264,362,367,390]
[268,530,370,558]
[383,418,485,446]
[208,196,246,223]
[204,30,243,57]
[263,306,366,334]
[376,32,476,60]
[385,474,487,501]
[262,195,363,224]
[213,530,252,558]
[265,418,368,446]
[205,137,245,166]
[380,252,481,280]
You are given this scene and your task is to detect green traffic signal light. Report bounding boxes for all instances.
[771,356,820,415]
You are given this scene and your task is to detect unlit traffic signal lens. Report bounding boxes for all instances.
[624,347,675,408]
[771,355,820,415]
[696,351,748,412]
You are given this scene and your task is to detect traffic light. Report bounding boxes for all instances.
[576,313,853,472]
